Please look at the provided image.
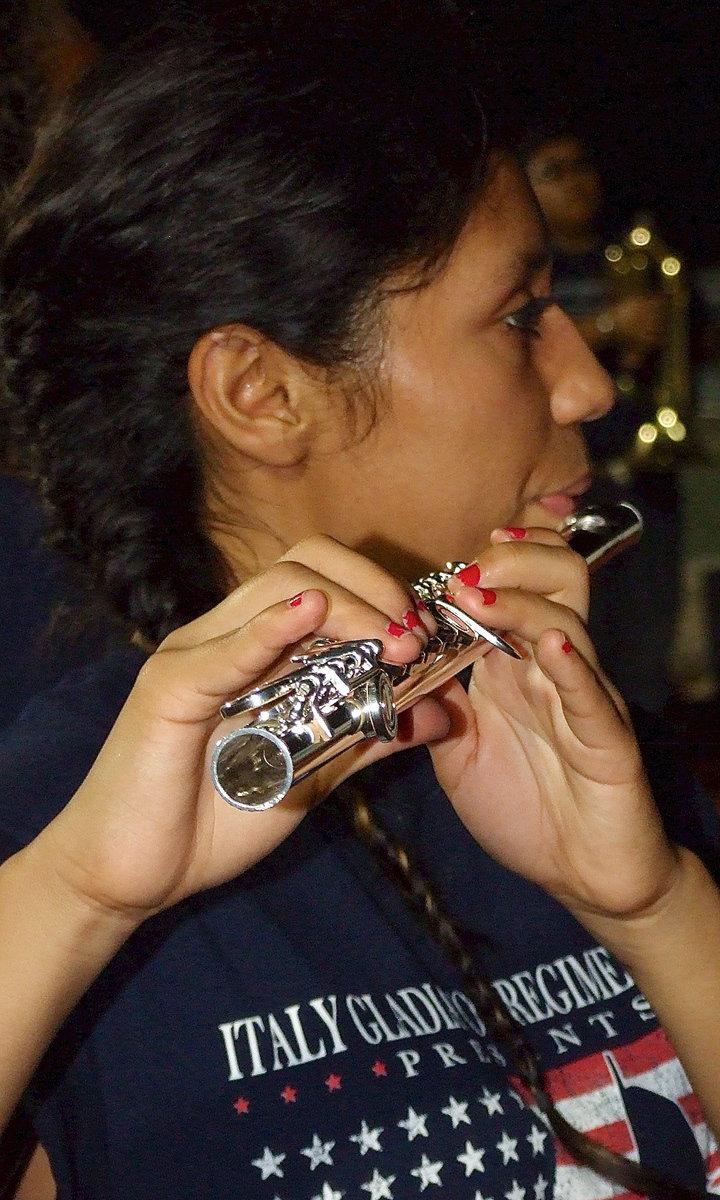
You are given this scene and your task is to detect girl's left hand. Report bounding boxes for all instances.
[427,527,679,927]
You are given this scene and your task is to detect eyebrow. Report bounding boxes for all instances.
[500,243,553,288]
[491,241,554,310]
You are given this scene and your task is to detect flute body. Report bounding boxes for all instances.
[211,502,642,812]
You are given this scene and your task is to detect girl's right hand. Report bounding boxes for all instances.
[29,538,449,926]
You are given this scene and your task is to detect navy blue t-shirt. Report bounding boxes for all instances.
[0,474,116,729]
[1,649,719,1199]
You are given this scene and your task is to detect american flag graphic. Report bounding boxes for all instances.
[234,1027,719,1199]
[540,1028,720,1199]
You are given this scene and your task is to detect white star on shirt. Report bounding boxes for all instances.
[350,1120,384,1155]
[361,1168,396,1199]
[534,1175,549,1200]
[410,1154,444,1191]
[301,1134,336,1170]
[527,1125,548,1157]
[457,1140,486,1176]
[252,1146,286,1180]
[474,1193,496,1200]
[496,1131,519,1165]
[441,1095,472,1128]
[312,1185,344,1200]
[505,1182,526,1200]
[478,1087,504,1116]
[397,1106,429,1140]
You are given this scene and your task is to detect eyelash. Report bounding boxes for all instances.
[504,295,556,339]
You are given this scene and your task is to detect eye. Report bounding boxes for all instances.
[504,295,556,339]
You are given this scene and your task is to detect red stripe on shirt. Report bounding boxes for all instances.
[555,1118,636,1165]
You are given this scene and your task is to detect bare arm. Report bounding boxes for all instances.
[0,545,445,1141]
[0,841,138,1133]
[432,527,720,1137]
[14,1143,55,1200]
[583,846,720,1139]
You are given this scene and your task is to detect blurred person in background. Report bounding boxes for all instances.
[524,126,688,714]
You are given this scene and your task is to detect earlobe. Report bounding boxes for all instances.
[187,324,311,466]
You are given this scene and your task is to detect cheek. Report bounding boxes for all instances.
[440,353,550,449]
[411,395,544,507]
[380,329,550,473]
[448,389,552,514]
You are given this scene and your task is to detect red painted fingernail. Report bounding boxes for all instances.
[505,527,527,539]
[288,592,304,607]
[443,593,455,604]
[479,588,497,605]
[456,562,481,587]
[403,609,423,630]
[387,621,407,638]
[562,638,573,653]
[416,600,430,613]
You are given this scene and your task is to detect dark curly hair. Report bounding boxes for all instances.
[0,4,709,1197]
[0,0,41,190]
[0,0,44,468]
[1,0,488,643]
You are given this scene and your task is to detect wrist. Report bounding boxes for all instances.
[7,832,146,956]
[0,843,141,1130]
[569,846,714,972]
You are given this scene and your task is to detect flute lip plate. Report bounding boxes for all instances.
[558,500,643,569]
[433,597,522,659]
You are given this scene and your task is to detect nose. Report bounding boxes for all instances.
[538,305,615,426]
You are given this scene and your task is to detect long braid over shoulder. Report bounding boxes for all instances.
[0,6,711,1194]
[349,792,711,1200]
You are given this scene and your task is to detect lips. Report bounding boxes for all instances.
[536,472,592,521]
[537,492,579,519]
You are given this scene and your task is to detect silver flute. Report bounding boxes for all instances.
[211,501,642,812]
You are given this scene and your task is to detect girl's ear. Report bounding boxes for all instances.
[187,324,318,467]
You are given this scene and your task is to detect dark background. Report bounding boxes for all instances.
[475,0,720,264]
[66,0,720,264]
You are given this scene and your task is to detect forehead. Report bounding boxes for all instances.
[438,159,549,296]
[379,158,550,341]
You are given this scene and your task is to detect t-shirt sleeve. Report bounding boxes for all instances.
[0,648,145,861]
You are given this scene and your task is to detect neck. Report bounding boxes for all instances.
[201,453,326,586]
[203,487,299,585]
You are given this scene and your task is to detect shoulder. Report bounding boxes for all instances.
[0,646,146,855]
